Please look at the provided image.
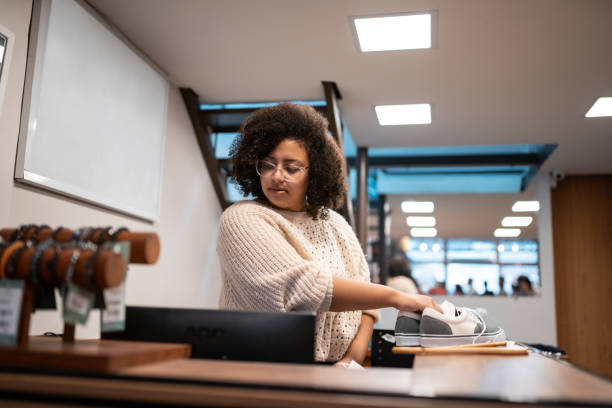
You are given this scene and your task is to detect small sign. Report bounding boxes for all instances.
[0,280,25,346]
[63,283,95,325]
[101,282,125,332]
[112,241,131,265]
[101,241,129,332]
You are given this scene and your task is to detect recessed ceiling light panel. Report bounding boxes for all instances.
[585,97,612,117]
[494,228,521,238]
[410,227,437,237]
[501,216,533,227]
[406,216,436,227]
[375,104,432,125]
[401,201,434,213]
[512,201,540,212]
[353,13,433,52]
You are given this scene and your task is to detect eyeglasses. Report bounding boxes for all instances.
[255,160,309,183]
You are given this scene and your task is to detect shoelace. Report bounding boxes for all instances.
[458,307,487,344]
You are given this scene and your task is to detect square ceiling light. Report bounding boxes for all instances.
[353,13,433,52]
[585,97,612,117]
[375,104,432,125]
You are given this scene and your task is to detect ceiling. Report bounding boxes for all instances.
[387,189,539,242]
[89,0,612,175]
[86,0,610,240]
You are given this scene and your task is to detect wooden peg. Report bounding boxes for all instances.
[112,231,160,264]
[62,324,76,343]
[17,285,35,347]
[13,247,126,289]
[1,227,159,264]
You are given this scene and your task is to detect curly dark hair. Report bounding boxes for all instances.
[229,103,346,219]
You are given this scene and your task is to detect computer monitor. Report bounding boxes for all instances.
[101,306,316,364]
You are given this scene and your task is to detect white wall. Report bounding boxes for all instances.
[379,172,558,345]
[0,0,223,338]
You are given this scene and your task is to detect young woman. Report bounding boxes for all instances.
[217,103,441,365]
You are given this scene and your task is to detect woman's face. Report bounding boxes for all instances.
[260,139,309,212]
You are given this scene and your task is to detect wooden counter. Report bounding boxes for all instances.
[1,347,610,407]
[0,336,191,372]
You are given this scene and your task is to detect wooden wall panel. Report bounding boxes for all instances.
[551,175,612,379]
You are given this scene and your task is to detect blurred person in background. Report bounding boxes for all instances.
[498,276,508,296]
[466,277,478,295]
[428,281,447,295]
[517,275,536,296]
[481,281,494,296]
[386,256,419,295]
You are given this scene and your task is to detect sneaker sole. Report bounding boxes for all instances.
[395,334,421,347]
[420,329,506,348]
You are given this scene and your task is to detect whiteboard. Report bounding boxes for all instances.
[15,0,168,221]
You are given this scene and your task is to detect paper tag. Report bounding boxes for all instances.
[113,241,131,265]
[0,280,25,346]
[101,241,129,332]
[63,283,95,325]
[101,283,125,332]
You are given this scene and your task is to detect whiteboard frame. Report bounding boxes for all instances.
[15,0,169,221]
[0,24,15,116]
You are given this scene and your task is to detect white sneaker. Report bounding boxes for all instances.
[394,311,421,346]
[419,301,506,347]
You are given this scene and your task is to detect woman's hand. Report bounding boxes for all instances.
[392,293,443,314]
[333,358,353,368]
[333,313,374,368]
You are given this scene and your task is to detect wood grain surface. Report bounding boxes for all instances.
[1,351,612,407]
[551,175,612,379]
[0,337,190,372]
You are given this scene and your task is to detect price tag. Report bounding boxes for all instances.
[101,241,129,332]
[0,280,24,346]
[101,283,125,332]
[63,283,95,325]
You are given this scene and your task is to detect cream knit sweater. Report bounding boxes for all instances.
[217,200,379,362]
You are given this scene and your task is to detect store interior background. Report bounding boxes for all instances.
[0,0,609,378]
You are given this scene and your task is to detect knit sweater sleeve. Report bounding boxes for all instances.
[217,203,334,313]
[329,211,381,323]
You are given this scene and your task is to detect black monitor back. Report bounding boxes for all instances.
[102,306,316,364]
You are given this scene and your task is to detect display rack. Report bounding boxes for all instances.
[0,225,186,373]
